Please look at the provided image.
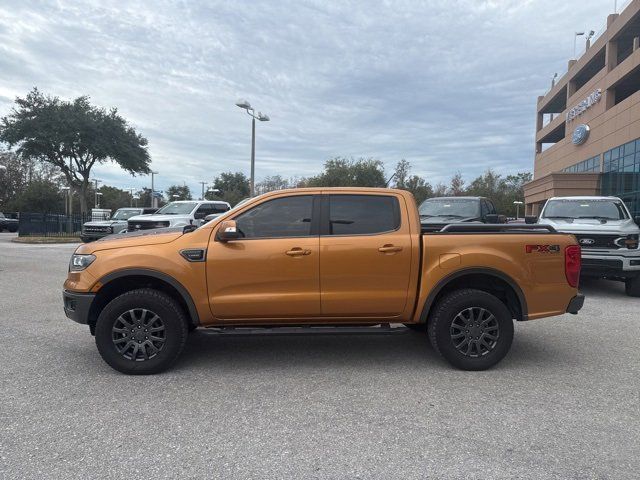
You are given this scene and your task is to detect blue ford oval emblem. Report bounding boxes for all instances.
[572,124,590,145]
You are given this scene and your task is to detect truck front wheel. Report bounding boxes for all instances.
[95,288,188,375]
[428,288,514,371]
[625,276,640,297]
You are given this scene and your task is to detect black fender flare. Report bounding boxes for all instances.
[418,267,528,323]
[96,268,200,326]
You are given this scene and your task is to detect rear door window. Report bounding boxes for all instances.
[326,195,400,235]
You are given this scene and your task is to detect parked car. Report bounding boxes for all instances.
[0,212,18,232]
[419,196,507,232]
[127,200,231,232]
[529,196,640,296]
[81,207,157,242]
[63,187,583,374]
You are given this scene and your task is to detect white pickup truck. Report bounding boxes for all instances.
[530,196,640,296]
[126,200,231,232]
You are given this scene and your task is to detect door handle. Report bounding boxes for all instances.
[286,248,311,257]
[378,244,403,253]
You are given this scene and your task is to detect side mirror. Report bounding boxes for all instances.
[204,214,219,222]
[193,212,207,220]
[216,220,240,242]
[525,215,538,224]
[484,214,500,224]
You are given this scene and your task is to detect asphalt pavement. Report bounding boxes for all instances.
[0,231,638,479]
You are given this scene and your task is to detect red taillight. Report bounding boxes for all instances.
[565,245,581,288]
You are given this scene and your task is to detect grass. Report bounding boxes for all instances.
[12,236,81,244]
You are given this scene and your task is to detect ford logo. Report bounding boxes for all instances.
[135,224,141,229]
[579,238,595,245]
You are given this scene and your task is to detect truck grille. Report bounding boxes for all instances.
[581,258,623,269]
[83,226,111,233]
[128,220,170,231]
[574,234,623,249]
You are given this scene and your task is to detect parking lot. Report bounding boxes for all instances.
[0,231,638,479]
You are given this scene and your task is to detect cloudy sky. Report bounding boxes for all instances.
[0,0,619,196]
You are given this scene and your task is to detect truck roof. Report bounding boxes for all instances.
[547,196,622,201]
[424,196,487,200]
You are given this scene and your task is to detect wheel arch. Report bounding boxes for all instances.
[419,268,528,324]
[88,269,200,329]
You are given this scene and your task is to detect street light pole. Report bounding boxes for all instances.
[92,179,102,209]
[573,31,585,58]
[513,201,524,219]
[199,181,207,200]
[235,99,270,197]
[150,171,159,208]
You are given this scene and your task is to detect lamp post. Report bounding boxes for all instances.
[198,181,207,200]
[573,31,585,58]
[150,171,159,208]
[96,192,103,209]
[91,178,102,209]
[61,187,70,216]
[513,201,524,219]
[235,99,270,197]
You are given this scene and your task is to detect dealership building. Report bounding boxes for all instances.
[524,0,640,217]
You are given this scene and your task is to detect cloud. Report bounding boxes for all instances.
[0,0,613,195]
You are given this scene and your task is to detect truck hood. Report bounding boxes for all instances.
[76,228,184,254]
[127,214,190,223]
[420,216,478,225]
[539,218,640,235]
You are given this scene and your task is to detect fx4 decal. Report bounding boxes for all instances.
[526,244,560,254]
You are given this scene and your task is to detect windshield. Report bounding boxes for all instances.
[542,199,628,220]
[156,202,198,215]
[111,209,141,220]
[419,199,479,218]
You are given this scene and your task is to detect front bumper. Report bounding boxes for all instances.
[566,294,585,315]
[581,250,640,278]
[63,290,95,324]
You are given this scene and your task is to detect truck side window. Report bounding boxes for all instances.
[235,195,313,238]
[480,200,489,218]
[327,195,399,235]
[487,200,497,215]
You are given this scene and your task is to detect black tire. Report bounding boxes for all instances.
[427,288,514,371]
[8,226,18,233]
[95,288,188,374]
[625,276,640,297]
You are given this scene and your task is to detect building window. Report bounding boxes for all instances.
[602,137,640,217]
[562,155,601,173]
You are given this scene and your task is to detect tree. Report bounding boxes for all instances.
[0,88,151,214]
[208,172,250,206]
[98,185,135,211]
[165,184,192,201]
[392,160,433,204]
[255,175,290,195]
[9,179,65,213]
[448,172,466,196]
[303,157,386,187]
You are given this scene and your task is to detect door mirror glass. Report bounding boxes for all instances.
[217,220,240,242]
[194,211,207,219]
[525,215,538,224]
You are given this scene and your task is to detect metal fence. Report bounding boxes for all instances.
[18,212,91,237]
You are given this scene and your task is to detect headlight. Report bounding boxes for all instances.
[70,254,96,271]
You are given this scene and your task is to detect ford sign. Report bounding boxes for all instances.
[579,238,595,245]
[572,124,590,145]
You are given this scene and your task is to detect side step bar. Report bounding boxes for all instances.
[201,323,410,336]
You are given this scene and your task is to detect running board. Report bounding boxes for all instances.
[201,323,410,336]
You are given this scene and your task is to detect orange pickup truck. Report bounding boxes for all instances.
[63,187,584,374]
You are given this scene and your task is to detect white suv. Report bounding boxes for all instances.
[127,200,231,232]
[531,196,640,296]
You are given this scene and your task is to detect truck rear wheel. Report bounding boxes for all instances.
[625,276,640,297]
[95,288,188,375]
[427,288,514,371]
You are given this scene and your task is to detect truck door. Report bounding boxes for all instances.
[207,194,321,320]
[319,193,412,317]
